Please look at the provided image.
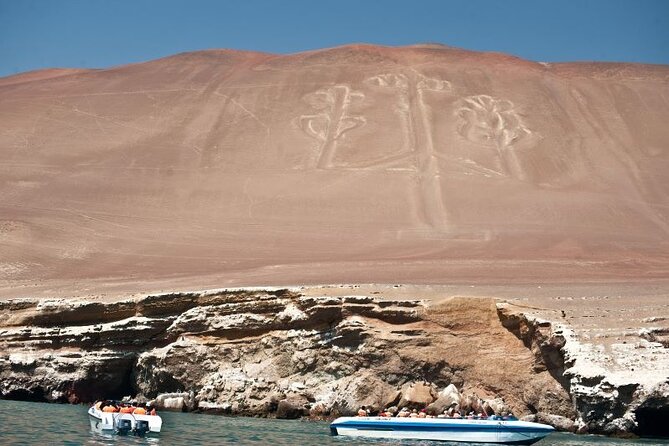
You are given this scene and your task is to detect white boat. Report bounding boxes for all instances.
[88,405,163,436]
[329,416,554,444]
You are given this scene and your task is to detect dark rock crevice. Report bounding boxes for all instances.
[635,405,669,437]
[3,387,47,402]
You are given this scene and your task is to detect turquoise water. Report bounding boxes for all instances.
[0,400,667,446]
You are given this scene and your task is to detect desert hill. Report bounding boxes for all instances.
[1,44,668,296]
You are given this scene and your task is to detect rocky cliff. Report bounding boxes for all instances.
[1,287,667,437]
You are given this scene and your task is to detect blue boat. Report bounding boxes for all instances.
[329,416,554,444]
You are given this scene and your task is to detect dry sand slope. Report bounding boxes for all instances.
[0,44,668,297]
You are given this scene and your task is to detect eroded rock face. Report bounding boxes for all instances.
[0,288,666,437]
[497,303,669,437]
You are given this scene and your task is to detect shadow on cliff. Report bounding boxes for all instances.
[496,303,571,393]
[636,400,669,437]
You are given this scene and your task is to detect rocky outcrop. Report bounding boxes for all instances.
[497,303,669,437]
[1,288,667,437]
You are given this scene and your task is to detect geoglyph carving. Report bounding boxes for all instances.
[298,85,365,169]
[366,73,409,90]
[297,74,452,230]
[363,72,451,230]
[456,94,532,179]
[417,77,451,92]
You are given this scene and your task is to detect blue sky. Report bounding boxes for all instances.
[1,0,668,77]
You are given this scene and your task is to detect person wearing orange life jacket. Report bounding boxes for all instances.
[144,403,157,416]
[102,404,118,413]
[133,406,147,415]
[119,404,134,414]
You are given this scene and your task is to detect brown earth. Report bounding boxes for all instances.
[0,44,668,298]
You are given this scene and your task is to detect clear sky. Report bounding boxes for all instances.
[1,0,668,77]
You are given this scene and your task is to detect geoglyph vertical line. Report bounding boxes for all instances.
[414,76,451,230]
[298,85,365,169]
[366,72,451,230]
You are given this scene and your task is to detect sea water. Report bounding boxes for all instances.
[0,400,667,446]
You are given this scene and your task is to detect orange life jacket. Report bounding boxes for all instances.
[133,407,147,415]
[119,406,134,413]
[102,406,118,413]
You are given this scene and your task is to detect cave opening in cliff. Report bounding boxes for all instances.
[5,388,47,402]
[635,406,669,438]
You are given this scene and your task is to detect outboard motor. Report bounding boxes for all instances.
[133,420,150,437]
[115,418,132,435]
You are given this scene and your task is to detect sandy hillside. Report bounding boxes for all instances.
[0,44,668,298]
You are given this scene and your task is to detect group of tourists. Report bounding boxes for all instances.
[358,405,516,420]
[95,400,157,416]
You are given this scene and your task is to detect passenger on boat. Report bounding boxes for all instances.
[452,410,462,418]
[145,403,157,416]
[357,406,368,417]
[409,409,419,418]
[119,404,134,414]
[396,407,409,417]
[133,405,147,415]
[377,408,388,417]
[418,409,427,418]
[102,402,118,413]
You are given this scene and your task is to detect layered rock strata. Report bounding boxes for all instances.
[497,303,669,437]
[1,288,667,437]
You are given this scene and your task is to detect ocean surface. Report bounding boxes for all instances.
[0,400,668,446]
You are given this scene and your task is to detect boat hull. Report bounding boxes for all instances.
[88,407,162,435]
[329,417,554,444]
